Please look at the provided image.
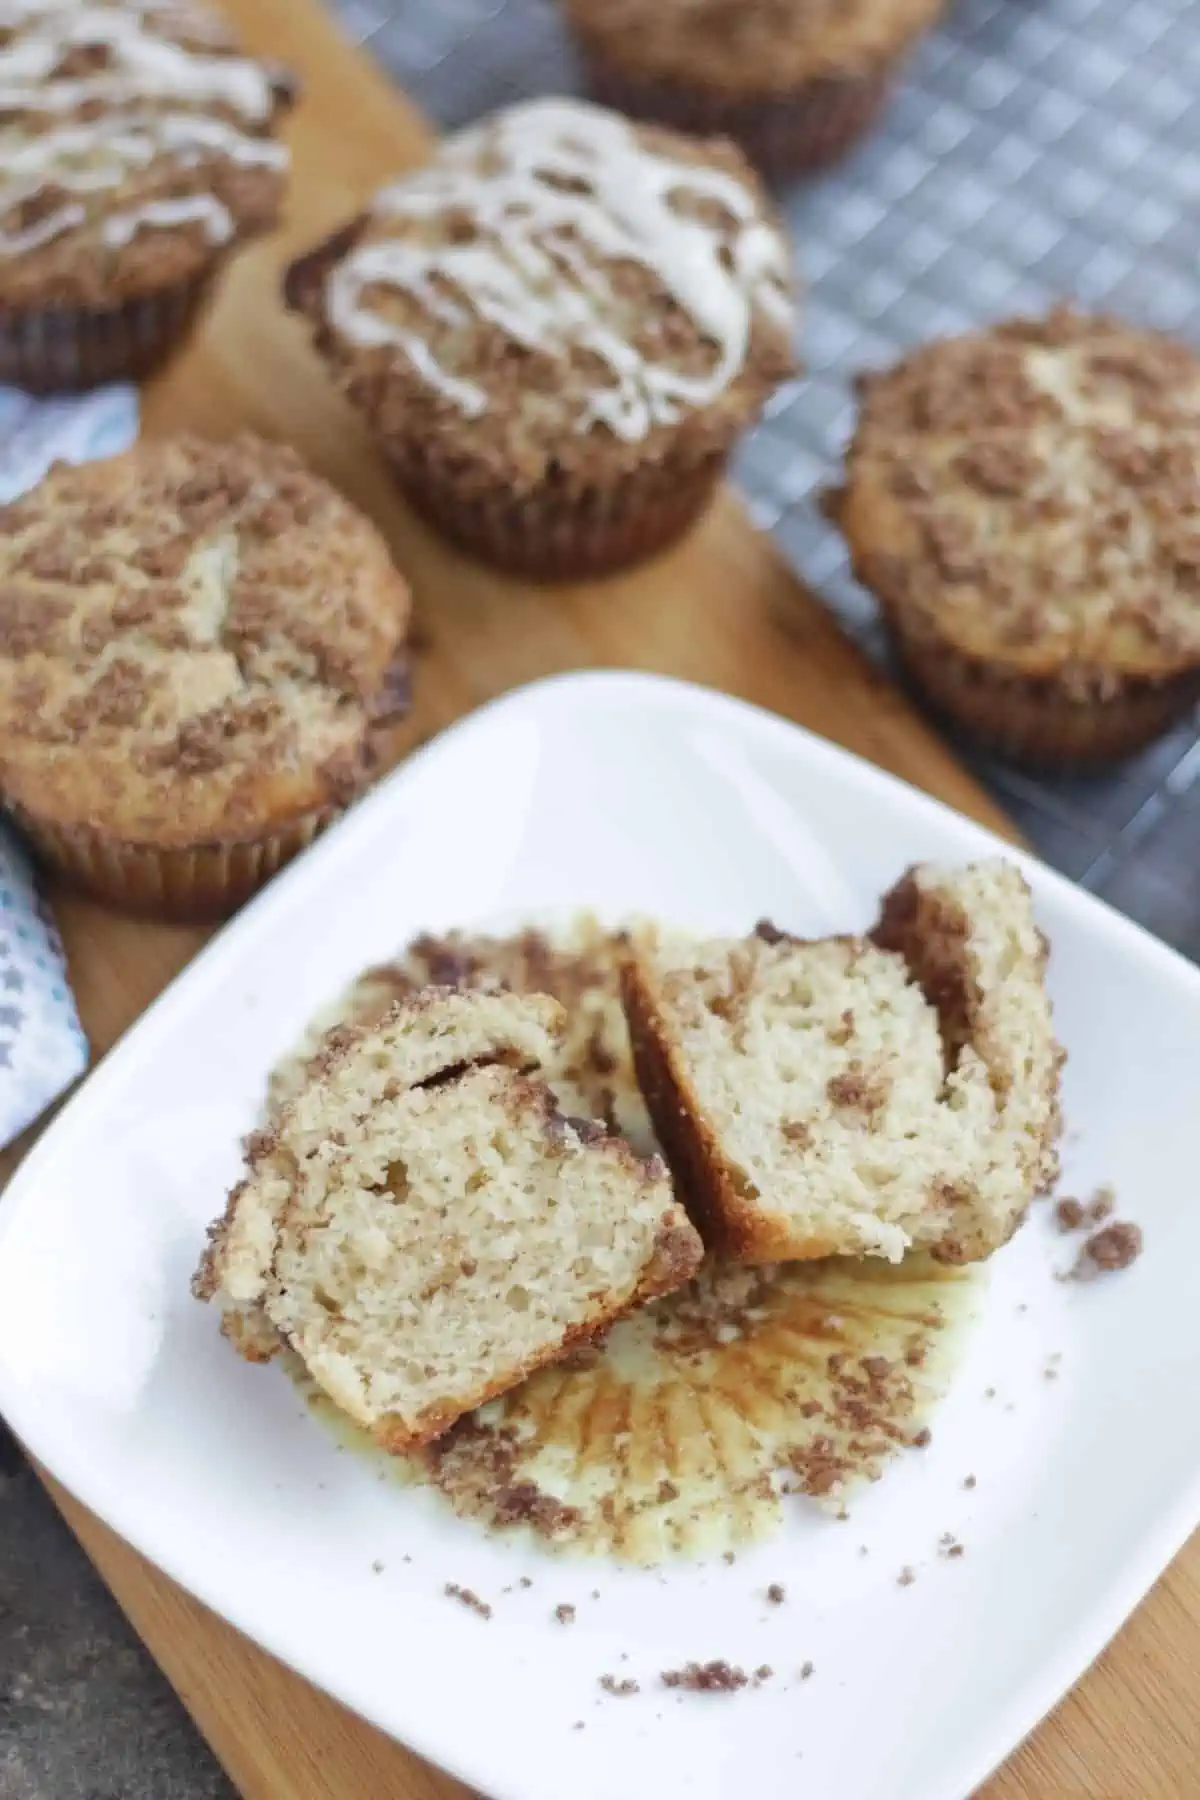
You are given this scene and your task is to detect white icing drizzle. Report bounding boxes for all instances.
[0,1,286,260]
[326,99,793,441]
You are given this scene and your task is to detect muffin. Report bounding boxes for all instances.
[562,0,947,179]
[0,0,295,393]
[284,97,795,581]
[829,309,1200,767]
[623,860,1061,1266]
[0,433,411,919]
[195,986,703,1451]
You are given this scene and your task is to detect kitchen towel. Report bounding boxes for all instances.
[0,381,140,1143]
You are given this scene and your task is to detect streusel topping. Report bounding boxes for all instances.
[0,434,410,843]
[838,308,1200,673]
[0,0,293,305]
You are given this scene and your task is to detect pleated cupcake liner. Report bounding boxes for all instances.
[574,41,893,180]
[0,269,215,396]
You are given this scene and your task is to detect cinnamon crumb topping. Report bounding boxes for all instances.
[443,1583,492,1619]
[661,1661,748,1692]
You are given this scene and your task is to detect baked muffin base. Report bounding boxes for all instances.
[0,271,215,395]
[389,445,725,582]
[8,803,337,923]
[890,623,1200,768]
[575,42,892,178]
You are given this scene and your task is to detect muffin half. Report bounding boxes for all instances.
[284,97,796,581]
[0,433,411,919]
[0,1,295,392]
[830,308,1200,767]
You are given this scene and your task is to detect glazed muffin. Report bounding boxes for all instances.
[829,308,1200,767]
[0,0,295,393]
[0,434,411,919]
[284,97,795,581]
[562,0,947,179]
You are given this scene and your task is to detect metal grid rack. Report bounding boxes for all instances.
[331,0,1200,961]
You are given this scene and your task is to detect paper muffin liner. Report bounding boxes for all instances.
[889,622,1200,769]
[573,40,893,179]
[5,803,338,923]
[0,269,215,396]
[386,444,727,582]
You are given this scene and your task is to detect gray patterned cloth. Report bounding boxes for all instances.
[0,385,137,1144]
[333,0,1200,965]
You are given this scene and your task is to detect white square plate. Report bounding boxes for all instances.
[0,671,1196,1800]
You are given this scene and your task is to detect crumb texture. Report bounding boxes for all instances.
[268,915,654,1149]
[0,434,410,847]
[0,0,293,306]
[837,307,1200,679]
[196,986,701,1450]
[625,858,1061,1264]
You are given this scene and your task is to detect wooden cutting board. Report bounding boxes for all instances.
[11,1,1199,1794]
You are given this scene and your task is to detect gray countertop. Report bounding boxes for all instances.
[4,1,1200,1797]
[0,1421,233,1800]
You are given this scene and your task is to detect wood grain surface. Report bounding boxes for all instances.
[9,1,1198,1795]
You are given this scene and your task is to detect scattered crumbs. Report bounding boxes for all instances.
[591,1588,601,1600]
[444,1583,491,1620]
[897,1566,916,1587]
[572,1722,585,1732]
[754,1665,774,1685]
[766,1583,786,1605]
[555,1604,576,1625]
[661,1661,748,1693]
[1074,1220,1144,1276]
[963,1474,977,1490]
[984,1386,997,1400]
[799,1660,815,1681]
[371,1560,384,1574]
[619,1652,629,1663]
[938,1532,955,1548]
[722,1551,736,1565]
[600,1675,639,1697]
[1044,1352,1063,1381]
[938,1533,965,1559]
[948,1543,965,1559]
[858,1544,870,1557]
[402,1554,412,1564]
[910,1426,932,1449]
[1055,1197,1085,1231]
[1088,1184,1116,1224]
[1016,1302,1029,1315]
[519,1577,533,1589]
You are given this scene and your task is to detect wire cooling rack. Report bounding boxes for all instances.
[330,0,1200,960]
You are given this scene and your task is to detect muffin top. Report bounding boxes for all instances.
[0,434,411,847]
[834,308,1200,679]
[562,0,946,92]
[285,98,795,490]
[0,0,294,308]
